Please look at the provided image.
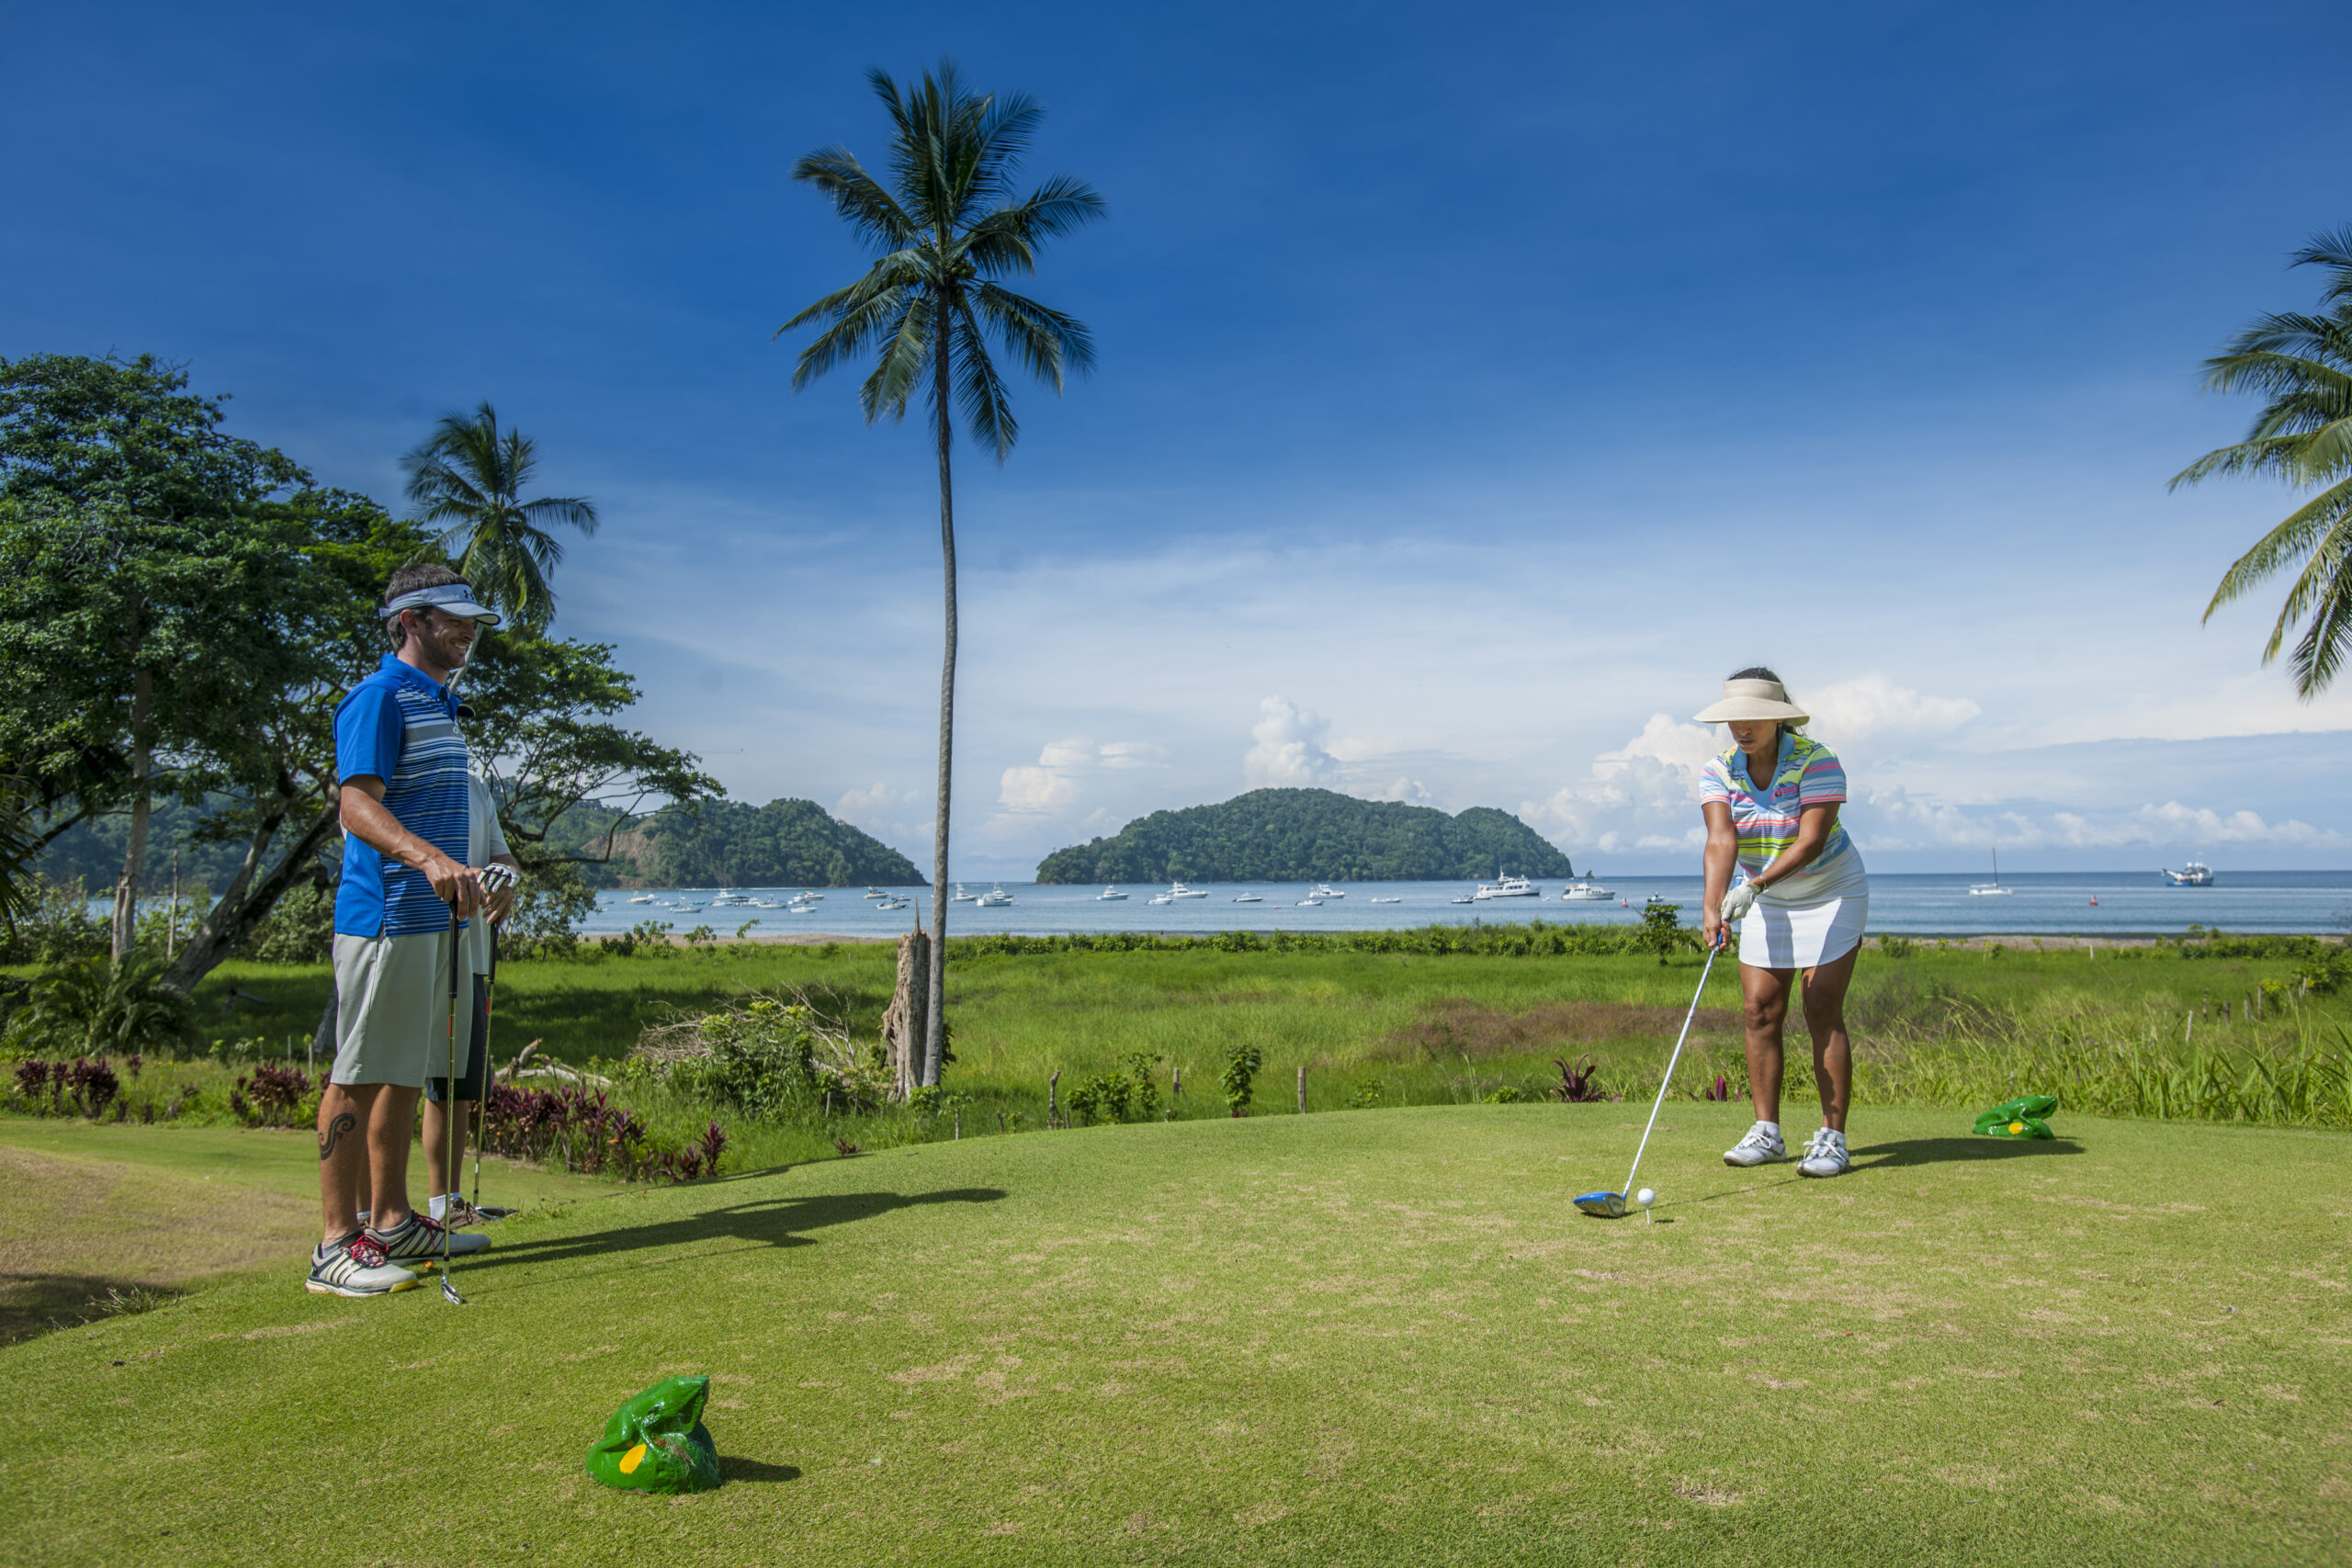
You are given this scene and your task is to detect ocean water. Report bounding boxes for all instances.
[582,870,2352,939]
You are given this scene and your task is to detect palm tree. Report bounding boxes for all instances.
[401,402,598,631]
[780,61,1103,1088]
[2175,226,2352,695]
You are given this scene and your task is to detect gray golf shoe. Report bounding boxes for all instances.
[367,1211,491,1269]
[1723,1122,1789,1167]
[1798,1127,1850,1178]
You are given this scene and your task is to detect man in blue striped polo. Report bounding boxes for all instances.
[309,565,513,1297]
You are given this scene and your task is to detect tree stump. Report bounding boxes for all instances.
[882,929,932,1101]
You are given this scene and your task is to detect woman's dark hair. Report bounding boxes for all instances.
[1724,666,1804,736]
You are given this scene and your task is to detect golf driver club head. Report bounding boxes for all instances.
[1573,1190,1629,1218]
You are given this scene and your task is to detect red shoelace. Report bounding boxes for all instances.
[345,1234,392,1269]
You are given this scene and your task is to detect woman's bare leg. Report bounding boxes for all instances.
[1740,963,1796,1124]
[1799,945,1861,1133]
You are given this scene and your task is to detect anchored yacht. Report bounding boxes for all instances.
[1097,886,1128,900]
[976,884,1014,907]
[2163,862,2215,886]
[1474,874,1540,901]
[1559,876,1614,901]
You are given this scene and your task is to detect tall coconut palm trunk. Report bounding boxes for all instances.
[923,297,957,1089]
[110,664,153,960]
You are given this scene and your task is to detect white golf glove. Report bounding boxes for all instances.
[1719,881,1758,924]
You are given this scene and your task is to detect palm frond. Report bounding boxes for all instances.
[975,282,1097,383]
[518,495,600,538]
[2205,474,2352,619]
[951,306,1017,459]
[860,303,931,423]
[2172,433,2321,489]
[788,147,918,251]
[2290,225,2352,304]
[2283,525,2352,693]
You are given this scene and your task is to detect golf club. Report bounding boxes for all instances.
[1575,942,1722,1218]
[439,890,468,1305]
[471,863,519,1221]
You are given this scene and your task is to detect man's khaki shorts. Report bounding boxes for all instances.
[330,930,470,1089]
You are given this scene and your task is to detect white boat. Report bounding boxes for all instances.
[1148,893,1174,906]
[1163,881,1210,900]
[1232,891,1262,903]
[1299,897,1325,907]
[1968,851,2012,897]
[952,883,977,902]
[2163,861,2215,887]
[1559,876,1613,901]
[977,884,1014,908]
[876,897,911,911]
[628,894,656,905]
[863,886,888,899]
[1645,893,1673,907]
[788,900,820,914]
[1369,896,1403,904]
[1450,895,1475,905]
[1097,886,1128,901]
[1474,873,1541,901]
[1308,883,1345,900]
[711,891,753,906]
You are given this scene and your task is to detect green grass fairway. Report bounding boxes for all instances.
[4,1106,2348,1565]
[0,1121,621,1342]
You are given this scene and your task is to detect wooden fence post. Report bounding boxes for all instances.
[1048,1068,1060,1130]
[1296,1063,1306,1114]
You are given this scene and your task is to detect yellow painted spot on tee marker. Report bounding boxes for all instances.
[619,1442,648,1475]
[2008,1122,2026,1134]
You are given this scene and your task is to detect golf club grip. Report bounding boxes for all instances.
[1622,945,1719,1194]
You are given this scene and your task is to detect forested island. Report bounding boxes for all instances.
[1033,788,1574,885]
[554,797,922,887]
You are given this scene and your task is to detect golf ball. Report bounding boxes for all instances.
[1635,1188,1656,1207]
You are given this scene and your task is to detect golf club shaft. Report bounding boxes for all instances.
[472,920,493,1213]
[1621,944,1721,1195]
[444,901,461,1295]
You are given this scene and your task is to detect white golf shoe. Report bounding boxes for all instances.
[1723,1122,1788,1167]
[1798,1127,1850,1178]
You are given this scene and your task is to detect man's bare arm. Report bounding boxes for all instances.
[341,777,482,917]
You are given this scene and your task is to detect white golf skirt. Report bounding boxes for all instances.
[1739,847,1869,971]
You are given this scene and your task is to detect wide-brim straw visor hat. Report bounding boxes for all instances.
[1693,676,1809,726]
[379,582,503,627]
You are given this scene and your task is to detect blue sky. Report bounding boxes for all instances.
[8,1,2352,875]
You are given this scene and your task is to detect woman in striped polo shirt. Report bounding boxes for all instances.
[1695,669,1869,1179]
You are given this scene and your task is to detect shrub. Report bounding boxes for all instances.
[239,880,334,964]
[633,994,888,1120]
[1548,1055,1613,1103]
[476,1083,727,1181]
[1066,1053,1163,1125]
[9,1056,122,1118]
[0,877,109,965]
[1220,1042,1264,1118]
[5,950,197,1061]
[1878,933,1917,960]
[1483,1085,1526,1103]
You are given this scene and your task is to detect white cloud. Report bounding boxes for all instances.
[1803,675,1981,746]
[1364,776,1436,806]
[1244,695,1341,788]
[1521,715,1717,862]
[997,765,1080,813]
[1097,741,1168,769]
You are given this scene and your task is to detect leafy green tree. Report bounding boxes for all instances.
[400,401,598,632]
[457,629,719,952]
[781,60,1103,1086]
[2176,226,2352,694]
[0,355,309,953]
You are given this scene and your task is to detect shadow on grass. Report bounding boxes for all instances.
[468,1186,1007,1277]
[1645,1137,2084,1215]
[718,1456,801,1483]
[1850,1136,2085,1169]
